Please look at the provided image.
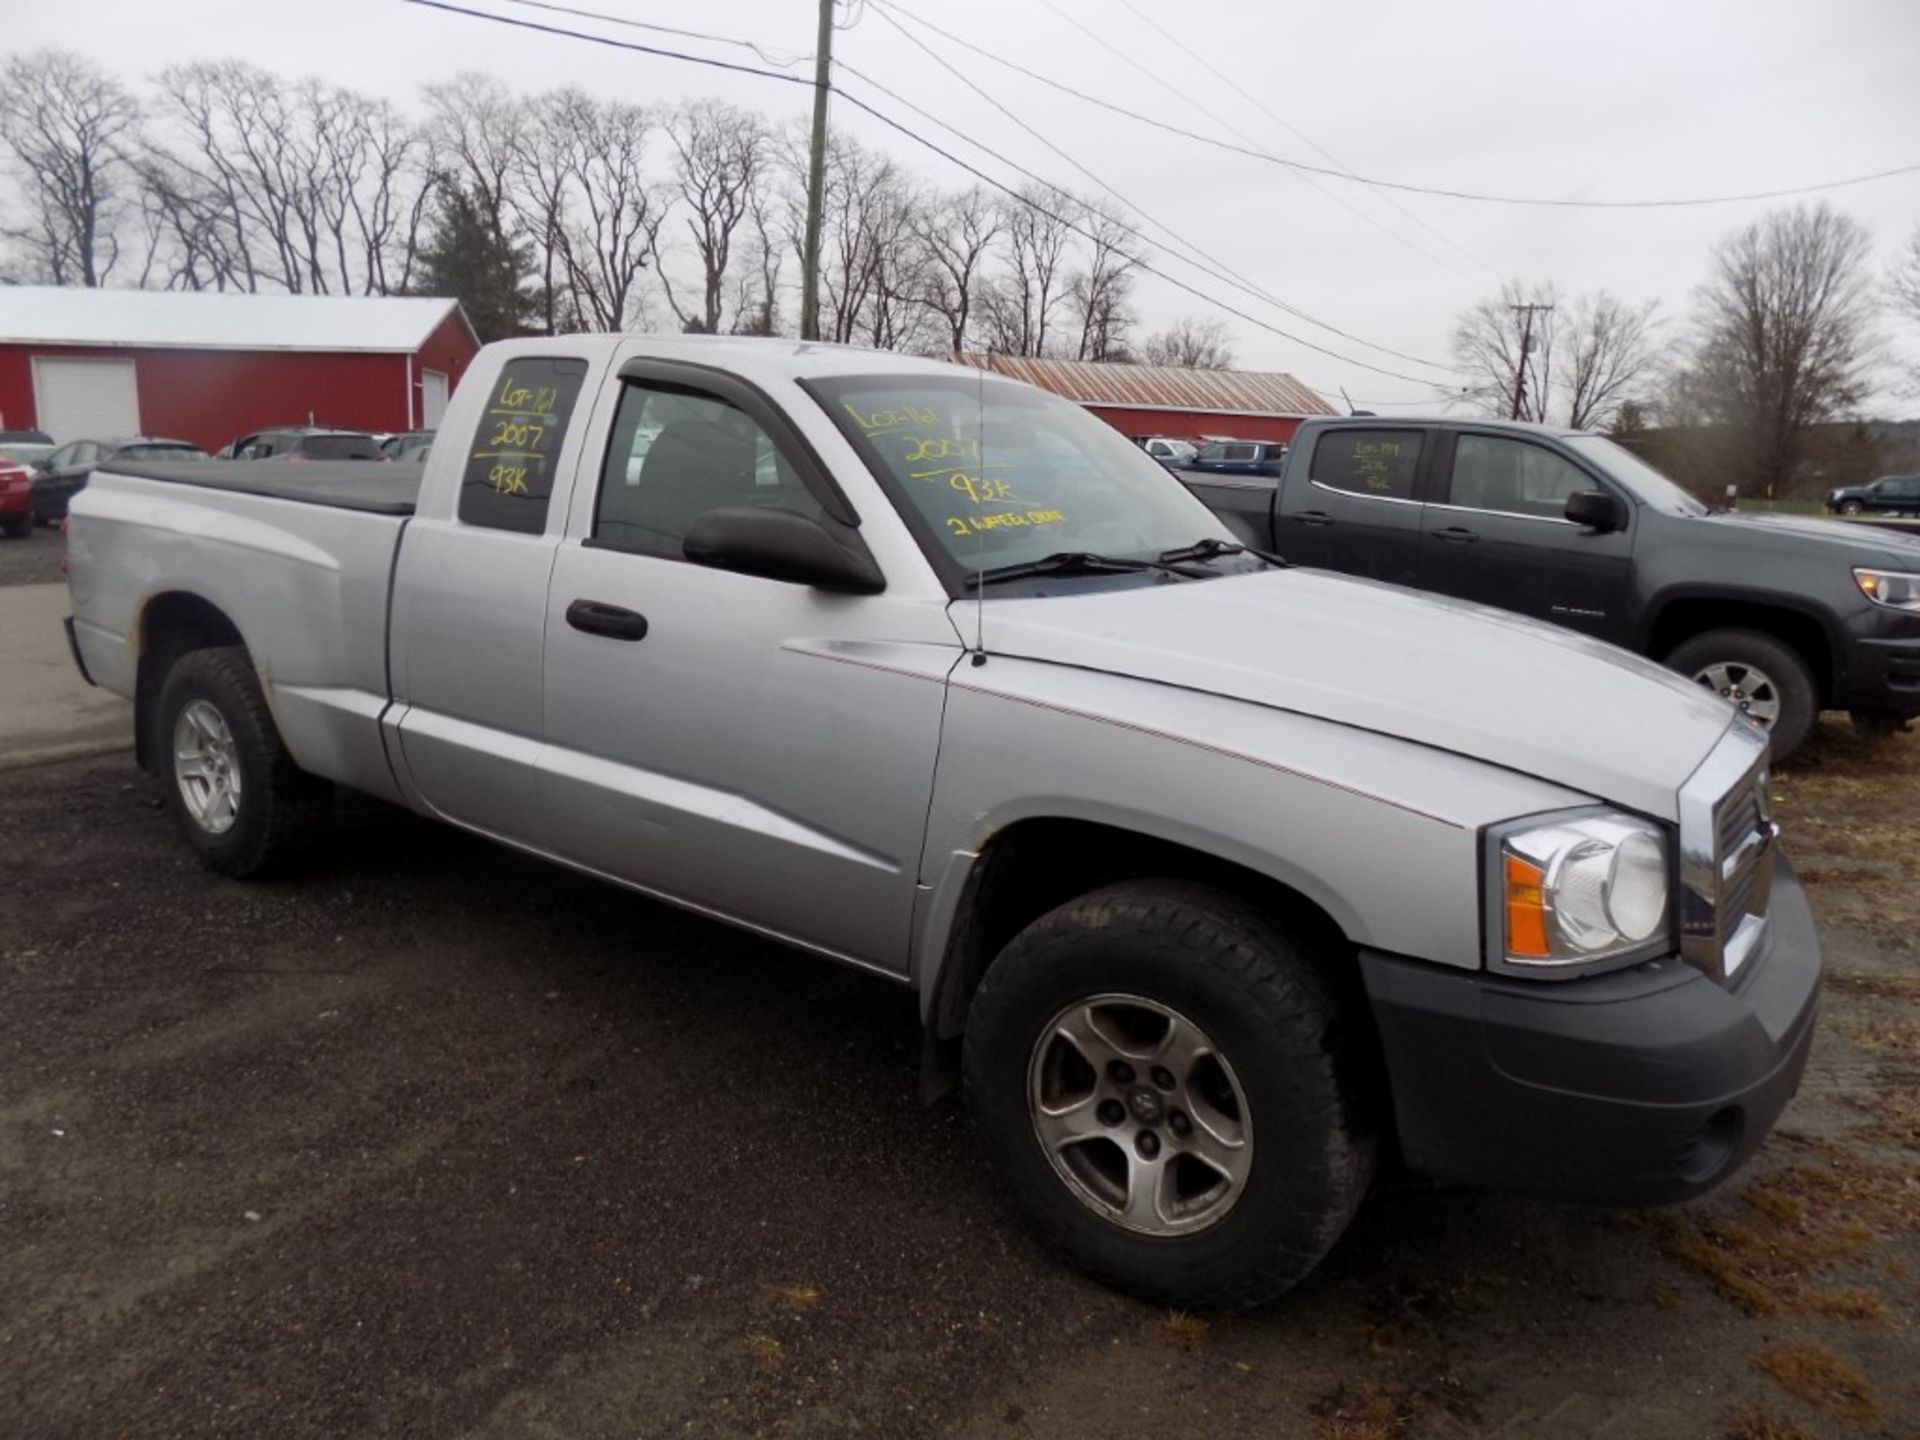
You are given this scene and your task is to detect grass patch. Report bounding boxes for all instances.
[765,1281,823,1310]
[1720,1401,1817,1440]
[1754,1341,1880,1426]
[1310,1381,1428,1440]
[743,1332,785,1370]
[1161,1310,1211,1352]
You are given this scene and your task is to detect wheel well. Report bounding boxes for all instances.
[134,592,245,771]
[1647,598,1833,706]
[928,818,1355,1041]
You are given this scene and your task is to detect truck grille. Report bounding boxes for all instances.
[1678,725,1775,982]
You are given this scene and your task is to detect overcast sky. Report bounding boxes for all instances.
[12,0,1920,414]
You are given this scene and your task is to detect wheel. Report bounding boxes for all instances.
[1666,629,1818,759]
[1838,499,1862,515]
[1,515,28,539]
[1850,710,1910,742]
[963,879,1376,1309]
[155,646,330,877]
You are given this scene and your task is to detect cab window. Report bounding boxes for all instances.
[1309,429,1422,500]
[1447,435,1592,519]
[593,380,825,561]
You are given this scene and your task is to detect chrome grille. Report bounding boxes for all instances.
[1678,724,1775,982]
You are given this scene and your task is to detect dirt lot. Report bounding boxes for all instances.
[0,527,65,588]
[2,723,1916,1439]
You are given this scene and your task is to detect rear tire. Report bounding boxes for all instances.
[1,515,28,539]
[155,646,330,878]
[963,879,1376,1310]
[1666,629,1818,759]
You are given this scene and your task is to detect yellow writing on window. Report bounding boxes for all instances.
[944,508,1066,537]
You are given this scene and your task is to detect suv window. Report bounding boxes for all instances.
[594,380,825,560]
[1893,477,1920,500]
[1448,435,1591,519]
[457,356,588,534]
[1309,429,1422,500]
[298,434,383,461]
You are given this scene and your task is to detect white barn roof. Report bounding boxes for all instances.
[0,286,473,354]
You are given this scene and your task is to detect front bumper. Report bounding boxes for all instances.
[1360,850,1820,1206]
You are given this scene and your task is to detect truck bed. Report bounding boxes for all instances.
[111,460,423,516]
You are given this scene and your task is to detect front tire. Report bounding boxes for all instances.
[156,646,330,877]
[1666,629,1818,759]
[1838,499,1863,516]
[1,515,29,539]
[963,880,1376,1310]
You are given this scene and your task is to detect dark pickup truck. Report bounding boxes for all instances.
[1184,416,1920,756]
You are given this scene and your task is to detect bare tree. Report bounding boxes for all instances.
[1449,279,1559,421]
[1139,316,1235,369]
[0,50,143,286]
[977,186,1077,356]
[793,132,928,349]
[1067,199,1138,362]
[530,90,665,331]
[727,180,783,336]
[1684,202,1879,499]
[657,100,767,334]
[913,186,1000,354]
[1560,292,1660,430]
[1893,226,1920,325]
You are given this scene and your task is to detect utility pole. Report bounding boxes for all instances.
[799,0,835,342]
[1508,302,1551,420]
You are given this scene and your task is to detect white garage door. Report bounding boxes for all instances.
[33,356,141,442]
[421,368,450,427]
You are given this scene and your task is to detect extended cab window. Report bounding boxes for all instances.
[1310,430,1421,500]
[593,380,826,560]
[458,356,588,534]
[1448,435,1592,519]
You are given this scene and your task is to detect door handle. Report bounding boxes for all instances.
[1292,510,1335,527]
[566,599,649,641]
[1433,526,1479,544]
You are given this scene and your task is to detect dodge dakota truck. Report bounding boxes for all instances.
[64,336,1820,1308]
[1184,416,1920,758]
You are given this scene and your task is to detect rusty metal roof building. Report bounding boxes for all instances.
[952,353,1334,419]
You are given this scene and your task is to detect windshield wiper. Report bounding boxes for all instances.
[1155,536,1288,567]
[965,550,1199,588]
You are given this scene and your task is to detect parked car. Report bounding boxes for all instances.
[379,429,435,459]
[0,428,53,446]
[1182,416,1920,757]
[65,335,1818,1309]
[1827,474,1920,516]
[394,439,436,464]
[32,436,207,522]
[1131,435,1199,466]
[1179,438,1288,478]
[225,427,385,461]
[0,454,33,537]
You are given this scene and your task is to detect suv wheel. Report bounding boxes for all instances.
[1837,499,1863,515]
[964,880,1375,1309]
[156,646,330,877]
[1666,629,1817,759]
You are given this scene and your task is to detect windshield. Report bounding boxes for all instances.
[1564,435,1708,517]
[0,444,52,465]
[810,373,1233,584]
[301,434,383,460]
[116,443,208,461]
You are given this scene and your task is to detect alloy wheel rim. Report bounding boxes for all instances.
[1692,660,1782,730]
[1027,993,1252,1236]
[174,698,242,835]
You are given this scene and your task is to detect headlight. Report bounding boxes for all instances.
[1853,568,1920,612]
[1492,812,1671,976]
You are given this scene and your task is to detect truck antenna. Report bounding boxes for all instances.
[971,353,988,665]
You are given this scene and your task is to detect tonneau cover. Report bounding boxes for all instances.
[104,460,423,516]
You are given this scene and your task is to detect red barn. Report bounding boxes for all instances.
[0,287,479,450]
[953,353,1335,445]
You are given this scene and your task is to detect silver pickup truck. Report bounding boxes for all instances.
[64,336,1820,1308]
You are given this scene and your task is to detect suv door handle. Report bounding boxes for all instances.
[566,599,649,641]
[1433,526,1479,544]
[1292,510,1335,527]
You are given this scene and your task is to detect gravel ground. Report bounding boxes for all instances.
[2,723,1916,1439]
[0,527,66,588]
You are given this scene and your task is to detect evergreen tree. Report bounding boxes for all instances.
[414,183,536,342]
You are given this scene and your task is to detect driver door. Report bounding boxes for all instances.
[537,364,961,971]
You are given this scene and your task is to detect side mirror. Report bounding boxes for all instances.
[1565,489,1626,532]
[683,505,885,594]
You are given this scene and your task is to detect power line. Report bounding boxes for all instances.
[855,10,1461,373]
[1108,0,1499,278]
[402,0,1454,385]
[869,0,1920,210]
[491,0,812,68]
[1033,0,1485,285]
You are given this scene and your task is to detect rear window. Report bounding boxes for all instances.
[458,356,589,534]
[116,443,208,462]
[1309,430,1422,500]
[298,434,384,461]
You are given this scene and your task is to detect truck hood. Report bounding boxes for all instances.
[963,569,1736,820]
[1686,509,1920,564]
